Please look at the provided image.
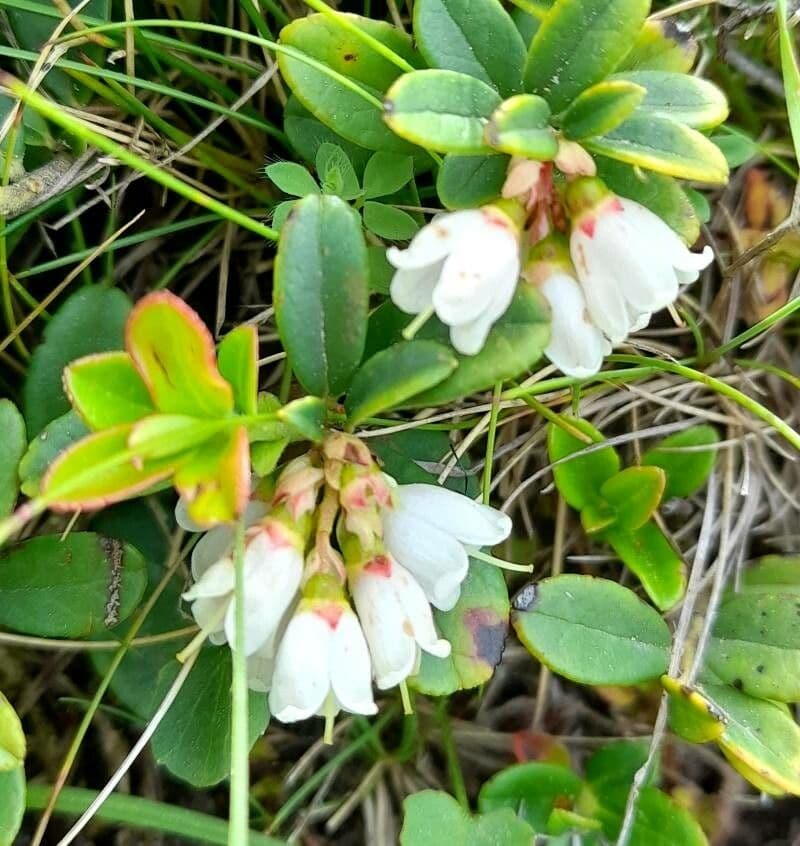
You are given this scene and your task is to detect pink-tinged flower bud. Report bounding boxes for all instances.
[554,139,597,178]
[271,454,324,520]
[322,432,373,468]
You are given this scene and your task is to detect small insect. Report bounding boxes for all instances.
[102,537,125,628]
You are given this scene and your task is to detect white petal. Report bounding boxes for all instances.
[432,227,519,326]
[330,611,378,714]
[394,483,512,546]
[541,272,609,378]
[189,595,229,638]
[393,563,452,658]
[247,637,277,693]
[191,525,234,580]
[386,210,484,270]
[174,497,203,532]
[383,510,470,611]
[627,307,652,334]
[571,228,632,344]
[449,312,497,356]
[390,262,443,314]
[269,611,331,722]
[352,568,418,689]
[182,558,234,601]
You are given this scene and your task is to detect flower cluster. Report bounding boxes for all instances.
[387,149,713,377]
[177,434,512,735]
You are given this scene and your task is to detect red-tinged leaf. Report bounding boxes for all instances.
[125,291,233,418]
[218,325,259,416]
[41,425,178,512]
[64,351,155,430]
[174,426,250,526]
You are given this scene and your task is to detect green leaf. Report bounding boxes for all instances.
[612,70,728,129]
[278,14,419,152]
[0,533,147,638]
[412,559,509,695]
[485,94,558,159]
[363,152,414,199]
[478,763,583,832]
[580,500,617,535]
[619,20,698,74]
[560,80,645,140]
[64,351,155,430]
[707,592,800,702]
[436,154,510,209]
[400,790,534,846]
[274,194,369,396]
[523,0,649,112]
[125,416,222,462]
[316,142,361,199]
[642,425,719,499]
[512,575,671,685]
[126,291,233,419]
[740,556,800,595]
[623,788,708,846]
[217,325,259,416]
[19,411,89,497]
[0,693,25,772]
[547,418,620,511]
[368,243,395,294]
[23,285,131,435]
[345,341,457,426]
[363,202,419,240]
[384,69,502,154]
[264,161,320,196]
[278,396,327,442]
[0,767,25,846]
[712,132,759,168]
[0,401,25,519]
[407,286,550,406]
[605,521,686,611]
[151,647,268,787]
[413,0,526,97]
[41,425,179,512]
[701,680,800,795]
[585,114,729,184]
[595,156,699,244]
[600,466,665,531]
[662,677,725,744]
[271,200,296,232]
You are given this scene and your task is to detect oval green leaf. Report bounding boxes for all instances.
[363,201,419,240]
[522,0,649,112]
[0,693,24,772]
[217,325,259,416]
[600,466,665,531]
[64,351,155,430]
[0,532,147,638]
[707,592,800,702]
[413,0,526,97]
[363,151,414,199]
[741,556,800,595]
[662,676,726,744]
[384,69,502,154]
[278,14,419,152]
[485,94,558,159]
[605,521,686,611]
[19,411,89,498]
[560,80,645,140]
[512,575,671,685]
[345,340,457,426]
[585,114,729,184]
[547,417,620,511]
[437,153,509,209]
[0,401,25,519]
[642,424,719,500]
[0,767,24,846]
[611,70,729,129]
[274,194,369,396]
[619,20,698,74]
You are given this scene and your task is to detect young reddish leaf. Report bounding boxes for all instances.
[174,426,250,527]
[125,291,233,418]
[218,325,259,416]
[64,351,155,430]
[41,425,178,512]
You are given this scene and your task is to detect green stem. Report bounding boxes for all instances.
[25,785,284,846]
[436,699,468,810]
[482,381,502,504]
[707,295,800,360]
[0,75,279,242]
[229,518,249,846]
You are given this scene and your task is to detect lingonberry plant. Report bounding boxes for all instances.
[0,0,799,842]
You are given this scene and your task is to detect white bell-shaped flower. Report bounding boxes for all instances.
[382,483,512,612]
[268,589,377,723]
[349,553,451,689]
[540,271,611,378]
[182,520,302,662]
[567,177,713,344]
[387,206,521,355]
